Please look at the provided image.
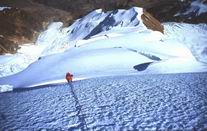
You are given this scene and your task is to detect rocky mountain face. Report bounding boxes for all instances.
[142,9,164,33]
[0,0,73,54]
[148,0,207,23]
[0,0,206,54]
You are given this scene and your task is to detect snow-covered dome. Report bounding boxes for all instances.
[67,7,146,41]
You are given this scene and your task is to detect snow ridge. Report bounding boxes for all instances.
[0,7,207,91]
[175,0,207,17]
[37,7,145,56]
[68,7,145,41]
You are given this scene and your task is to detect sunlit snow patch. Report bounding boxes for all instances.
[164,23,207,63]
[0,43,43,77]
[0,85,13,93]
[0,6,11,11]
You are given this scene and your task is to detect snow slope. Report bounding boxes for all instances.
[39,7,146,57]
[0,7,145,77]
[164,23,207,63]
[0,7,207,91]
[175,0,207,17]
[1,73,207,130]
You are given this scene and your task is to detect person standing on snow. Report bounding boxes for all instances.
[66,72,73,83]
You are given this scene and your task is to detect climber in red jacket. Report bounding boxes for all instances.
[66,72,73,83]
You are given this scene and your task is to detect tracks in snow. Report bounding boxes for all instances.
[68,82,88,130]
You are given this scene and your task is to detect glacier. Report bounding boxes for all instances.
[0,7,207,91]
[0,6,207,130]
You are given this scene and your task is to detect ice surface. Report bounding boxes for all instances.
[0,6,207,129]
[0,73,207,130]
[0,44,42,77]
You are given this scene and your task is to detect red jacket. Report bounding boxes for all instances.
[66,72,73,82]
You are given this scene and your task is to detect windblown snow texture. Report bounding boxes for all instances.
[0,73,207,130]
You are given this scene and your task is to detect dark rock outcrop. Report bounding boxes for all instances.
[0,0,74,54]
[0,0,206,54]
[0,37,19,54]
[141,10,164,33]
[147,0,207,23]
[134,62,153,71]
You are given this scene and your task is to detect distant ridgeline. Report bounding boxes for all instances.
[0,0,206,54]
[0,6,164,54]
